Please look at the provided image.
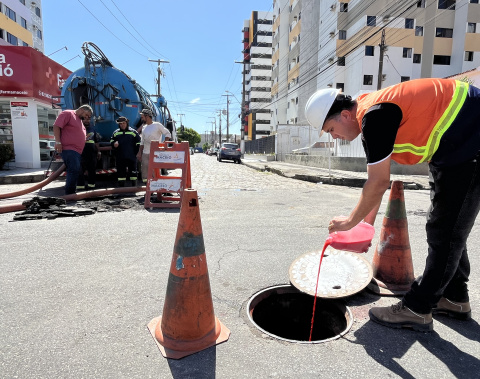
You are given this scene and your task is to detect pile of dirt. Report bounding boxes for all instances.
[13,195,145,221]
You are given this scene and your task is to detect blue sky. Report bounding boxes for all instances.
[42,0,272,137]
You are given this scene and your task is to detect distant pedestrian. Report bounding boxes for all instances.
[305,78,480,332]
[77,115,101,190]
[111,117,141,187]
[53,105,93,195]
[136,108,171,183]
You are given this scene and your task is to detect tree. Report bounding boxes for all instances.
[177,127,201,147]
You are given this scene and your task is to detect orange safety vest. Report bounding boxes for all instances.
[356,78,469,165]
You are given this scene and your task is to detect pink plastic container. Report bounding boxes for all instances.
[327,221,375,253]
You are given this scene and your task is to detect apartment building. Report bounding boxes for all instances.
[0,0,44,52]
[272,0,480,133]
[242,10,273,140]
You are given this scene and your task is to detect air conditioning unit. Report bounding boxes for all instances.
[382,74,387,81]
[383,14,390,22]
[328,57,334,63]
[329,31,335,37]
[330,4,336,11]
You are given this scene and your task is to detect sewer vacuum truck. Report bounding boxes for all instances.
[59,42,174,171]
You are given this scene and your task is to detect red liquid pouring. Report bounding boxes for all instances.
[308,222,374,341]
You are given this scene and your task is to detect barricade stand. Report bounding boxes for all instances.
[144,141,192,209]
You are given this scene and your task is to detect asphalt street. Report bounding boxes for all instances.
[0,153,479,378]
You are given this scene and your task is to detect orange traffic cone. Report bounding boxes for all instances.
[147,188,230,359]
[368,181,415,296]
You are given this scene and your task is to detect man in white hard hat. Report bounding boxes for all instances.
[305,78,480,332]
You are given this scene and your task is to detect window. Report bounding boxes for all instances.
[19,0,26,4]
[403,48,412,58]
[415,26,424,36]
[337,56,345,66]
[340,3,348,12]
[296,97,299,104]
[0,29,4,40]
[401,76,410,82]
[339,30,347,40]
[413,54,422,63]
[465,51,474,61]
[367,16,376,26]
[471,0,479,3]
[20,17,27,29]
[417,0,426,7]
[6,32,18,45]
[363,75,373,85]
[436,28,453,38]
[433,55,451,65]
[22,42,28,47]
[405,19,414,29]
[365,46,374,56]
[336,83,344,92]
[37,29,42,40]
[438,0,455,9]
[35,7,41,17]
[6,6,16,22]
[467,23,476,33]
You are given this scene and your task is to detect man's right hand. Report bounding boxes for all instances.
[114,141,119,148]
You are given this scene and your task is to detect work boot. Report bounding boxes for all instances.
[369,301,433,332]
[433,298,471,320]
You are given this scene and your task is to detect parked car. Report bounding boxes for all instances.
[39,140,55,161]
[207,147,218,156]
[194,147,203,153]
[217,143,241,163]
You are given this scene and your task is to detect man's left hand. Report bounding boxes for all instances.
[328,216,353,233]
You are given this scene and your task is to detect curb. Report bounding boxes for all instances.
[0,174,45,185]
[243,162,426,190]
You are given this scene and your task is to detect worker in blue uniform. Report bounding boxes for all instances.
[110,117,141,187]
[77,115,101,190]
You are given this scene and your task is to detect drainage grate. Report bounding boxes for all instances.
[246,285,353,343]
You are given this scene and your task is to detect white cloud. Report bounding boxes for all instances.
[190,98,200,104]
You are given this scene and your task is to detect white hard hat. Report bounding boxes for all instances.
[305,88,341,136]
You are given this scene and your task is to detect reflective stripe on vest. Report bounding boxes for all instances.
[393,81,469,163]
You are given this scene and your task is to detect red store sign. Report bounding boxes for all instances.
[0,46,72,103]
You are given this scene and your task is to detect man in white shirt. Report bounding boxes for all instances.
[136,108,172,182]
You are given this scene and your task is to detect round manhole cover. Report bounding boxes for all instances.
[289,248,373,298]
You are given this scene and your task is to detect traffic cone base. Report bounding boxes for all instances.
[368,277,413,296]
[148,316,230,359]
[369,181,415,297]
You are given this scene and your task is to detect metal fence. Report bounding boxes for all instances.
[244,135,276,154]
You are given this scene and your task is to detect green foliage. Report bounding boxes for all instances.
[177,127,201,147]
[203,143,210,151]
[0,144,14,169]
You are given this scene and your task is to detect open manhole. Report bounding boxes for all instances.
[247,284,353,343]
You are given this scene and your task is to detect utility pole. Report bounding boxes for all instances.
[234,60,253,147]
[377,29,386,90]
[177,114,185,130]
[222,93,231,142]
[148,59,170,97]
[217,110,222,146]
[209,116,217,144]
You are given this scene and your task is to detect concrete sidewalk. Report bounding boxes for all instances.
[0,154,430,189]
[242,154,430,190]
